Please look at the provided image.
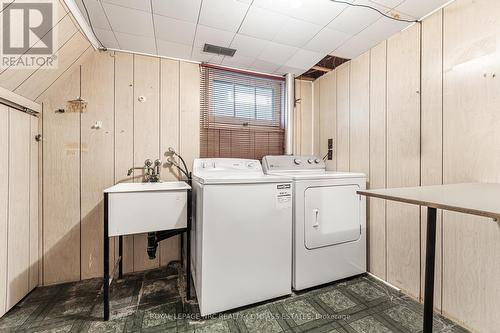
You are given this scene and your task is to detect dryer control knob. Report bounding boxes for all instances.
[247,162,255,168]
[294,158,302,165]
[307,159,314,164]
[314,159,321,164]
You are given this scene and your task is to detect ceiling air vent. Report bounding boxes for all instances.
[203,43,236,57]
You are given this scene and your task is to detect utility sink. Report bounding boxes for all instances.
[104,181,191,237]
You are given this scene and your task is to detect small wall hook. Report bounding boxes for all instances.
[92,121,103,130]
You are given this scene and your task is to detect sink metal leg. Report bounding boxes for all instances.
[104,193,110,321]
[118,235,123,279]
[186,229,191,300]
[423,207,437,333]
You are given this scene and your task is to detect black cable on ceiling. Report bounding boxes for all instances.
[329,0,419,23]
[81,0,106,49]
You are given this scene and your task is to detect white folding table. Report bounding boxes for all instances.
[358,183,500,333]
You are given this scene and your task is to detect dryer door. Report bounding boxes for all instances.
[304,184,361,249]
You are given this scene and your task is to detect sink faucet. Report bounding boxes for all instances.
[127,159,162,182]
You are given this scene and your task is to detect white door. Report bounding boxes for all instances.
[304,185,360,249]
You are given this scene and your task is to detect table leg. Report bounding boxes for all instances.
[118,235,123,279]
[423,207,437,333]
[104,193,109,321]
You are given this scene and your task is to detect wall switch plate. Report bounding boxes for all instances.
[327,139,333,160]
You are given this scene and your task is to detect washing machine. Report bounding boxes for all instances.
[262,155,366,290]
[191,158,292,316]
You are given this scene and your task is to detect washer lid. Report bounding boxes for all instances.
[193,174,292,185]
[192,158,292,184]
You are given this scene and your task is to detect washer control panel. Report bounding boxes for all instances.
[262,155,326,172]
[194,158,263,173]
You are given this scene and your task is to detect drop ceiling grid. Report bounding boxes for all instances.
[74,0,451,75]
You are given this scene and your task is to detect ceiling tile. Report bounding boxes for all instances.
[103,3,154,37]
[274,65,305,76]
[258,42,298,64]
[273,17,322,47]
[285,49,324,69]
[396,0,450,19]
[102,0,151,12]
[75,0,111,30]
[194,25,235,48]
[157,40,192,59]
[252,0,348,26]
[192,47,215,62]
[154,15,196,45]
[191,47,225,64]
[304,27,350,53]
[199,0,249,32]
[94,28,120,49]
[331,34,378,59]
[229,34,270,58]
[370,0,404,8]
[239,6,287,41]
[356,15,412,43]
[355,0,392,10]
[327,2,382,35]
[222,53,254,68]
[152,0,201,23]
[250,59,281,74]
[114,32,157,55]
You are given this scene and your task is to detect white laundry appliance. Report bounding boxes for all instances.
[262,155,366,290]
[191,158,293,316]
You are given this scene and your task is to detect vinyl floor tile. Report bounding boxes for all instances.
[0,262,470,333]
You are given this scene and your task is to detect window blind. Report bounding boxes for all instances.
[200,66,285,160]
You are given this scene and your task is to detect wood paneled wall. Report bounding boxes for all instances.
[294,80,314,155]
[386,24,421,299]
[336,63,350,171]
[0,107,8,317]
[368,41,387,280]
[0,106,40,317]
[307,1,500,331]
[39,51,200,285]
[349,52,370,179]
[441,0,500,331]
[315,71,337,170]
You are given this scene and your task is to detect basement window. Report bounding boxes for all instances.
[200,66,285,160]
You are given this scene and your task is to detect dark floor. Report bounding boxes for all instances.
[0,262,469,333]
